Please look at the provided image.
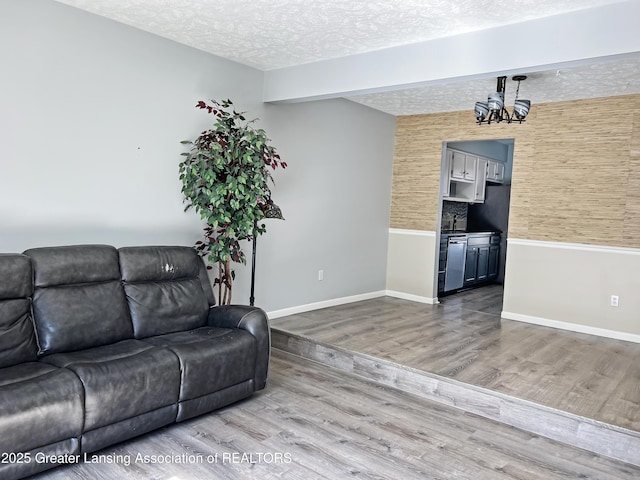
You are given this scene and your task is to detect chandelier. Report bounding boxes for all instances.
[474,75,530,124]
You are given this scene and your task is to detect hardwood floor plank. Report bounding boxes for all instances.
[273,330,640,466]
[33,352,640,480]
[270,285,640,434]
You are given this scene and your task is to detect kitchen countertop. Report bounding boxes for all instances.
[441,230,501,236]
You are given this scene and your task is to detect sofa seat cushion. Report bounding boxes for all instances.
[0,362,83,454]
[41,339,181,431]
[142,327,257,401]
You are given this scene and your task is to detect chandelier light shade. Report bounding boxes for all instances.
[513,99,531,120]
[487,91,504,111]
[474,101,489,122]
[475,75,530,125]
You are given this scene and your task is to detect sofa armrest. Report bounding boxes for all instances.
[207,305,270,390]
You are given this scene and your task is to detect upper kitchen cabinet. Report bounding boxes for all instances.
[446,139,513,184]
[450,150,477,182]
[443,148,488,204]
[474,158,488,201]
[486,159,505,184]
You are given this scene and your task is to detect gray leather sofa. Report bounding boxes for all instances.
[0,245,270,480]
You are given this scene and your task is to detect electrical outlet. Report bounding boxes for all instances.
[318,269,324,281]
[610,295,619,307]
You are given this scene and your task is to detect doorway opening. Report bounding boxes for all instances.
[435,139,514,309]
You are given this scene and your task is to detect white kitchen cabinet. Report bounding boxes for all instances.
[442,150,452,197]
[444,148,489,203]
[465,154,477,181]
[449,150,465,180]
[449,150,476,182]
[474,158,488,202]
[486,159,505,183]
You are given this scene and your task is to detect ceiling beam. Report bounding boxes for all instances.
[263,1,640,103]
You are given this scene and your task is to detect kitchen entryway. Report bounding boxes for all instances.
[437,139,513,303]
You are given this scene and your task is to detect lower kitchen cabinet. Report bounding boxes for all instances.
[463,234,500,288]
[464,247,477,285]
[440,232,501,295]
[488,244,499,279]
[476,246,489,282]
[438,237,447,293]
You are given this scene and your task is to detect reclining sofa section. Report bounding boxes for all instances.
[0,245,270,480]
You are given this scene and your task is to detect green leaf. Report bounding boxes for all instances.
[179,98,285,299]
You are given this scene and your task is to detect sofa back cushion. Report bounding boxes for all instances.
[25,245,133,355]
[118,246,211,338]
[0,254,38,367]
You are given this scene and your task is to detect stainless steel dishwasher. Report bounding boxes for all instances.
[444,235,467,292]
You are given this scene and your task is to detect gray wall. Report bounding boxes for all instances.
[258,100,395,310]
[0,0,396,312]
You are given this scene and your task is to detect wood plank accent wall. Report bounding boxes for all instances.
[390,94,640,248]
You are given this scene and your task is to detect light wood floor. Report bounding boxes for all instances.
[34,351,640,480]
[270,285,640,433]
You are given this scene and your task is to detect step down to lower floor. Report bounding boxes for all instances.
[271,328,640,467]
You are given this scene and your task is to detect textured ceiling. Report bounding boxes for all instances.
[53,0,640,115]
[347,57,640,116]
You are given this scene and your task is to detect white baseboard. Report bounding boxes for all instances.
[502,311,640,344]
[385,290,439,305]
[267,291,386,319]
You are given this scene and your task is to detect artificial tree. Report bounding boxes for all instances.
[179,99,286,304]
